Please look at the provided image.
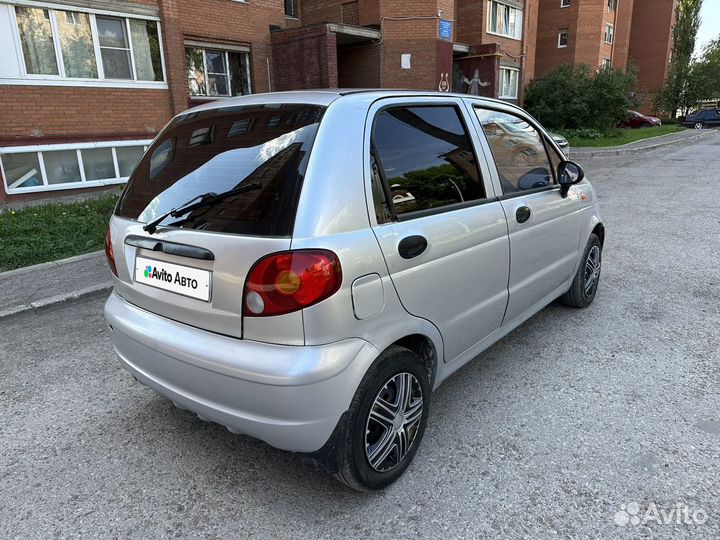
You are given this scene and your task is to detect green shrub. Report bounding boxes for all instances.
[559,128,604,140]
[524,64,639,132]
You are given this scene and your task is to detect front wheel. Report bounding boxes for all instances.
[562,233,602,308]
[695,122,704,130]
[335,346,430,491]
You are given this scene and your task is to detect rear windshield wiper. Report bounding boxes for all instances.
[143,182,262,234]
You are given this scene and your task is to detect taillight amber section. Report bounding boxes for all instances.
[243,250,342,317]
[105,225,118,277]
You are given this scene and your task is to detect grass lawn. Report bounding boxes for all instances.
[0,193,119,272]
[566,125,686,148]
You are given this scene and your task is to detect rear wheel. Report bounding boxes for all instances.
[562,233,602,308]
[335,346,430,491]
[641,121,651,128]
[695,122,704,130]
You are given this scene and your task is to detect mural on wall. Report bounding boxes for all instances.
[462,68,490,95]
[453,54,498,98]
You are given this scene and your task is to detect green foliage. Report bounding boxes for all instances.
[560,128,604,140]
[561,125,684,148]
[690,38,720,105]
[388,164,475,213]
[654,0,703,116]
[0,193,119,271]
[523,64,638,132]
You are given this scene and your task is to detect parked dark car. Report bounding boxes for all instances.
[682,109,720,129]
[620,110,662,129]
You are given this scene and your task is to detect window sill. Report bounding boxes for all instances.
[486,30,522,42]
[285,15,299,20]
[498,95,519,100]
[5,177,127,196]
[0,77,168,90]
[558,45,568,48]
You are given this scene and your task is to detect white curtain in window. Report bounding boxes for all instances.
[130,19,161,81]
[15,7,59,75]
[57,11,97,78]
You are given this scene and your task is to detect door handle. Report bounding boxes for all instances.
[516,205,531,224]
[398,235,428,259]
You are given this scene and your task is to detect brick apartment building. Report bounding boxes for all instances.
[535,0,677,109]
[0,0,675,203]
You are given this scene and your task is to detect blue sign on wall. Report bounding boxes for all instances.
[439,19,453,40]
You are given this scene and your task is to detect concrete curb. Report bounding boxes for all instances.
[0,250,105,278]
[572,129,717,157]
[0,251,111,322]
[0,281,112,321]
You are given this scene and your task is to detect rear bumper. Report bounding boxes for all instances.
[104,292,379,452]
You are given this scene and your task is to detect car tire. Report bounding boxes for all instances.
[335,346,430,492]
[561,233,602,308]
[641,122,651,128]
[694,122,704,130]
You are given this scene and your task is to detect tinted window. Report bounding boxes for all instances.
[372,105,485,217]
[475,108,554,194]
[115,104,324,236]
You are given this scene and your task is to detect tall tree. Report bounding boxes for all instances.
[655,0,703,117]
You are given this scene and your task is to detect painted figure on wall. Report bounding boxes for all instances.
[463,68,490,95]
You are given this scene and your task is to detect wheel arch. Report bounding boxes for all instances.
[393,334,439,388]
[592,222,605,247]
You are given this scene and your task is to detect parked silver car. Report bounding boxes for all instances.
[104,90,604,491]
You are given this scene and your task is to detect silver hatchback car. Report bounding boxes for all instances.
[104,90,604,491]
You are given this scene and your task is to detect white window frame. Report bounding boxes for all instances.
[0,139,152,195]
[604,23,614,44]
[558,30,568,48]
[498,66,519,99]
[184,41,252,100]
[602,58,612,69]
[560,0,570,7]
[5,0,167,89]
[607,0,617,12]
[487,0,524,41]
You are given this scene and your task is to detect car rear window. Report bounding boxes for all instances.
[115,103,324,236]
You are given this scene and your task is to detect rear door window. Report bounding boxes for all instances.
[115,104,324,236]
[371,105,486,219]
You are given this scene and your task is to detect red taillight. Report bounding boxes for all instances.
[105,224,118,277]
[243,250,342,317]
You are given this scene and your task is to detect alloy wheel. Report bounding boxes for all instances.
[365,372,424,472]
[583,245,601,297]
[695,122,704,130]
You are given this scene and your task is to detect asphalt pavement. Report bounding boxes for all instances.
[1,132,719,539]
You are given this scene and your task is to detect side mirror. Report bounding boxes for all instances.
[557,161,585,198]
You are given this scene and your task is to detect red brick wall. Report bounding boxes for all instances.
[338,45,381,87]
[0,87,170,145]
[535,0,578,77]
[271,25,339,90]
[301,0,346,25]
[574,1,604,67]
[522,0,539,98]
[341,1,359,25]
[613,0,635,69]
[629,0,676,112]
[162,0,288,113]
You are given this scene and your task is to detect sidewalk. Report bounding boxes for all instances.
[572,127,717,157]
[0,251,112,319]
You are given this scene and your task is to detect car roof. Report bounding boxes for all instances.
[178,89,516,117]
